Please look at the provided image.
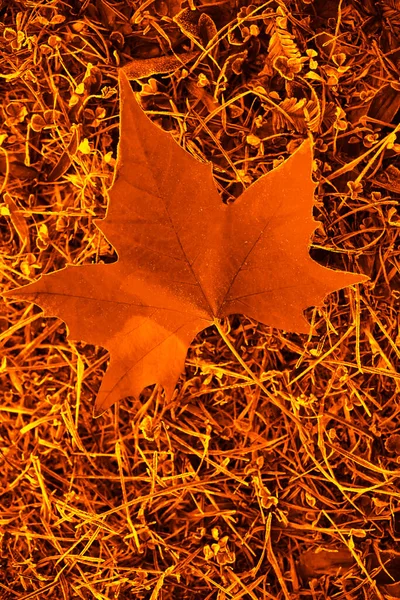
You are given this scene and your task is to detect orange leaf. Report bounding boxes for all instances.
[2,70,369,415]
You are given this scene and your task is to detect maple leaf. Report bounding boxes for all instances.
[2,70,369,415]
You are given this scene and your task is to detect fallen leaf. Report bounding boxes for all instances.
[2,192,30,251]
[368,84,400,124]
[2,70,369,415]
[0,155,39,180]
[298,547,356,579]
[47,124,81,182]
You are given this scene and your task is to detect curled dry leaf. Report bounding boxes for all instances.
[121,51,200,79]
[2,70,369,415]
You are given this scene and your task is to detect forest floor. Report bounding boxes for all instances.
[1,1,400,599]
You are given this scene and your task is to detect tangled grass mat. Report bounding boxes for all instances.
[1,1,400,599]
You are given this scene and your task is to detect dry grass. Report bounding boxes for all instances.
[1,1,400,599]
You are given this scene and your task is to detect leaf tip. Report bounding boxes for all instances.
[118,66,134,95]
[2,287,35,304]
[340,271,371,290]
